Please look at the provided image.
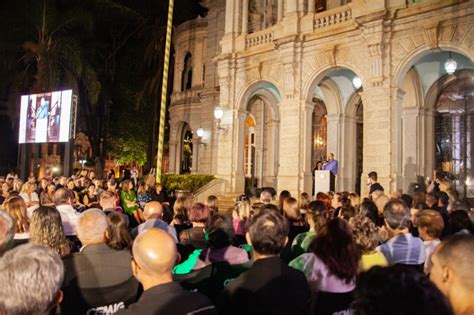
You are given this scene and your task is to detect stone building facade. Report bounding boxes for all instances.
[169,0,474,198]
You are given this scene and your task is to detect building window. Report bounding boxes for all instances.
[181,52,193,91]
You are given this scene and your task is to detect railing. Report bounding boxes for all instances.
[245,29,274,48]
[314,6,352,30]
[170,88,202,104]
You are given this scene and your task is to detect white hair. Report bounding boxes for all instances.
[77,208,108,244]
[0,243,64,314]
[0,209,15,256]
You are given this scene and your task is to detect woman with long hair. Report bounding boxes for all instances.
[292,200,328,257]
[40,182,56,206]
[179,203,210,249]
[206,195,219,216]
[105,212,132,250]
[66,179,81,206]
[171,196,193,238]
[0,182,10,206]
[29,206,71,257]
[82,183,99,208]
[136,180,151,210]
[120,180,141,224]
[290,218,361,293]
[299,192,311,218]
[278,190,292,212]
[4,196,30,241]
[281,197,308,262]
[232,199,252,246]
[19,182,40,216]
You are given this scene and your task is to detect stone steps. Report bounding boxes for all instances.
[217,195,237,214]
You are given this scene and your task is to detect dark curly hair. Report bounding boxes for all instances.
[352,265,453,315]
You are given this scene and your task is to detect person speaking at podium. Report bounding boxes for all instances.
[322,153,338,176]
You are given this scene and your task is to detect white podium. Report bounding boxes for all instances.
[314,170,335,195]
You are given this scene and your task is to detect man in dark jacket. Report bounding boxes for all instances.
[117,228,216,315]
[218,209,311,315]
[61,209,139,314]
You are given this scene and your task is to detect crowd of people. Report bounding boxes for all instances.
[0,169,473,315]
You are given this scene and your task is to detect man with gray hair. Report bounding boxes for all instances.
[376,200,425,268]
[0,243,64,314]
[61,209,139,314]
[0,209,15,256]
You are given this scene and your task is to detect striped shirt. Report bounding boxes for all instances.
[376,233,425,266]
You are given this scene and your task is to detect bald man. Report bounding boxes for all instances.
[430,235,474,315]
[117,228,217,315]
[132,201,177,242]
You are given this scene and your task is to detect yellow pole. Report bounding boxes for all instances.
[156,0,174,184]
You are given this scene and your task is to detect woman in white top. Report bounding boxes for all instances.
[19,182,40,217]
[3,196,30,240]
[415,210,444,274]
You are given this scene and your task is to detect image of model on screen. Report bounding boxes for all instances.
[48,100,61,142]
[35,97,50,143]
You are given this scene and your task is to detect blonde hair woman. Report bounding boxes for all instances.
[4,196,30,240]
[232,199,252,239]
[349,215,387,271]
[19,182,40,216]
[29,206,70,257]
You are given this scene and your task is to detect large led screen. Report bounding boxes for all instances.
[18,90,73,143]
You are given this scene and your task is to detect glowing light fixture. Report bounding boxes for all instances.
[196,127,204,138]
[444,52,457,75]
[214,106,224,120]
[352,76,362,89]
[214,106,227,134]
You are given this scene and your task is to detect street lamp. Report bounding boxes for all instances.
[214,105,227,133]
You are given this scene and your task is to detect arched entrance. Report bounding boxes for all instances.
[305,67,364,193]
[180,123,193,174]
[244,95,278,191]
[396,50,474,196]
[311,99,328,170]
[434,72,474,199]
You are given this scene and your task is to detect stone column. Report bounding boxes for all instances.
[308,0,316,13]
[231,109,248,194]
[168,139,177,174]
[302,101,314,195]
[360,86,393,196]
[340,114,357,192]
[242,0,249,34]
[326,113,342,191]
[286,0,297,14]
[277,0,283,21]
[401,106,420,192]
[224,0,235,34]
[277,99,302,196]
[191,137,199,174]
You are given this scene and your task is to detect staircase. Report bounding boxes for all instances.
[217,195,238,214]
